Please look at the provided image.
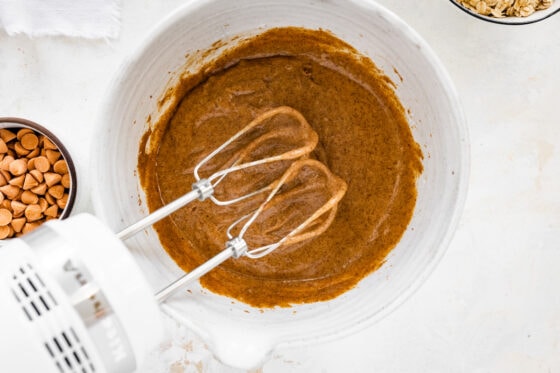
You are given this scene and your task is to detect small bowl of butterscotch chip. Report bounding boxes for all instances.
[450,0,560,24]
[0,118,77,240]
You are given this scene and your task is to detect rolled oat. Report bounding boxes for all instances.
[456,0,553,17]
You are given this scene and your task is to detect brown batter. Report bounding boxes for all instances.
[139,27,423,307]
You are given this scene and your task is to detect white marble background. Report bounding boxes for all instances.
[1,1,559,372]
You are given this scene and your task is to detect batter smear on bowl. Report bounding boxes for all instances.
[139,27,423,307]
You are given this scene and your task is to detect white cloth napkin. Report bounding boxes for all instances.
[0,0,121,39]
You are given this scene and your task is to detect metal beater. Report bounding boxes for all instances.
[118,106,347,302]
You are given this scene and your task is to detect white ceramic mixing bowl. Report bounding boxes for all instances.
[92,0,469,368]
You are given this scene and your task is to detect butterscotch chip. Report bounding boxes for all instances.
[0,208,12,226]
[33,156,50,173]
[8,175,25,188]
[0,129,16,143]
[20,133,39,150]
[48,185,65,199]
[11,217,26,233]
[57,193,68,209]
[0,155,14,171]
[42,137,58,150]
[0,139,7,154]
[53,159,68,174]
[25,204,43,222]
[27,158,36,171]
[21,191,39,205]
[44,192,55,205]
[0,170,10,183]
[46,150,61,165]
[22,222,40,234]
[0,200,10,212]
[16,128,33,140]
[0,185,20,200]
[38,198,48,213]
[23,174,39,190]
[29,169,44,183]
[26,147,40,159]
[11,200,26,218]
[9,159,27,176]
[0,172,7,187]
[61,173,71,188]
[44,172,62,187]
[44,204,58,218]
[30,183,47,195]
[0,192,3,204]
[14,142,30,157]
[0,225,10,239]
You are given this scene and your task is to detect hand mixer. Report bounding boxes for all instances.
[0,107,347,373]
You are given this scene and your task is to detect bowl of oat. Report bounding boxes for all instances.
[451,0,560,24]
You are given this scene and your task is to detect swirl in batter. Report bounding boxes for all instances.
[139,27,423,307]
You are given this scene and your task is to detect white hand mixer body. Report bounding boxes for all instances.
[0,213,161,373]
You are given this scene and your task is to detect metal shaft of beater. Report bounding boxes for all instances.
[154,237,247,303]
[116,179,213,240]
[154,248,233,303]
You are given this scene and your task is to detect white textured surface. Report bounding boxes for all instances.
[0,0,121,38]
[1,0,559,371]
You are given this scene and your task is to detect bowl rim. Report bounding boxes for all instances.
[449,0,560,25]
[0,117,78,221]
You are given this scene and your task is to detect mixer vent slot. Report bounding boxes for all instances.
[8,263,97,372]
[9,262,58,321]
[44,328,96,373]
